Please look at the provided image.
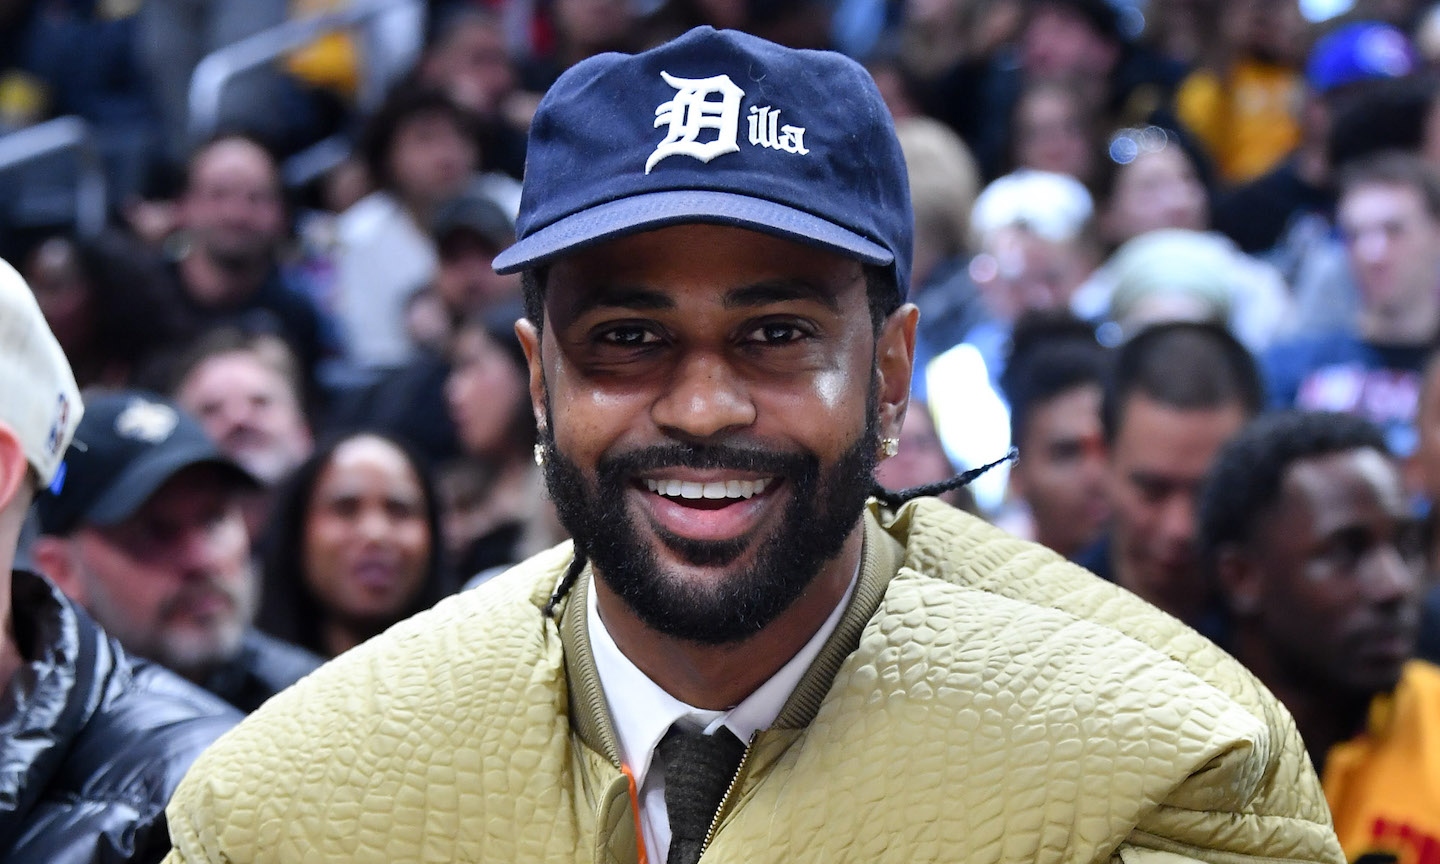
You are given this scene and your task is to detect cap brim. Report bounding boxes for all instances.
[492,189,894,274]
[84,443,260,527]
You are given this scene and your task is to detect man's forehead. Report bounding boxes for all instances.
[1341,182,1425,218]
[544,224,867,304]
[1284,448,1403,506]
[192,143,277,189]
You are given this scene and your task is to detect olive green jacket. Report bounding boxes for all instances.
[164,498,1343,863]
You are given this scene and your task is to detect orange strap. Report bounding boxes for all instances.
[623,764,648,864]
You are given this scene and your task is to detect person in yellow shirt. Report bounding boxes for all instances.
[1174,0,1307,184]
[1201,409,1440,862]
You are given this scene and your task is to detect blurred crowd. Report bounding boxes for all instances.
[7,0,1440,850]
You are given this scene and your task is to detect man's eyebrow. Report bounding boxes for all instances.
[564,285,675,320]
[723,279,844,312]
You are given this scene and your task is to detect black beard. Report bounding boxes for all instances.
[541,413,880,645]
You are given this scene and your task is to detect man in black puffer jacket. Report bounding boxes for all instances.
[0,258,239,862]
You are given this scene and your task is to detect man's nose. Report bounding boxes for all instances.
[1158,492,1196,544]
[650,350,757,441]
[175,524,224,575]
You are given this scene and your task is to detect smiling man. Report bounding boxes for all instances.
[163,27,1343,864]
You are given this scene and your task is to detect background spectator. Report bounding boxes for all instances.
[337,85,483,371]
[31,391,321,713]
[1199,410,1435,862]
[21,231,187,388]
[173,330,314,488]
[1101,228,1294,352]
[1090,124,1211,253]
[0,257,237,862]
[1079,321,1263,639]
[925,169,1098,510]
[1211,22,1419,257]
[1006,78,1102,185]
[924,0,1185,179]
[168,134,328,394]
[442,308,553,579]
[405,181,519,353]
[171,329,315,539]
[416,6,529,179]
[999,310,1112,558]
[1173,0,1308,184]
[1264,151,1440,459]
[894,114,985,358]
[257,431,451,658]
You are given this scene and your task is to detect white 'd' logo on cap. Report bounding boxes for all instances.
[115,400,178,444]
[646,72,809,174]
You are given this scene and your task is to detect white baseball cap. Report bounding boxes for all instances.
[0,256,82,487]
[970,170,1094,247]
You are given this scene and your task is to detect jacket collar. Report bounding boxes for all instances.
[0,570,109,824]
[558,505,906,763]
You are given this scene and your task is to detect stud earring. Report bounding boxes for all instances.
[881,437,899,458]
[534,443,547,467]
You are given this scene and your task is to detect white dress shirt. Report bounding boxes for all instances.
[587,569,857,861]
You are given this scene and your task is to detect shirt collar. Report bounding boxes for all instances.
[588,565,858,788]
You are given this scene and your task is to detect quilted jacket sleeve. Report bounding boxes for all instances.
[887,500,1344,864]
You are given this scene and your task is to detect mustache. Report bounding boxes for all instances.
[596,442,814,479]
[159,580,239,621]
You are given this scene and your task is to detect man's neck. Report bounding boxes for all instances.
[592,529,863,710]
[1235,634,1371,774]
[180,250,267,308]
[1111,547,1207,625]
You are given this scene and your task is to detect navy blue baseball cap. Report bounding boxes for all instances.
[36,391,257,536]
[1307,22,1416,95]
[492,26,914,298]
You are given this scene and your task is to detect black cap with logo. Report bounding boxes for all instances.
[36,391,257,536]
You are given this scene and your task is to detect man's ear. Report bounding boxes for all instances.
[1215,545,1262,618]
[875,303,919,441]
[0,424,30,516]
[515,318,548,436]
[30,535,83,603]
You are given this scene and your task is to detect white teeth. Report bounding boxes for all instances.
[645,478,770,500]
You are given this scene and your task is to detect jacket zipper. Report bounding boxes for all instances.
[698,733,756,857]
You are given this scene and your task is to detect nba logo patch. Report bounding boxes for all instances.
[46,393,69,458]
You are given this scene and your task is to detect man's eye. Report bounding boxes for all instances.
[746,322,806,343]
[598,326,660,347]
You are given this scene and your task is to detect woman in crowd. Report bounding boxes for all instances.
[442,308,561,584]
[1006,79,1101,188]
[257,431,451,658]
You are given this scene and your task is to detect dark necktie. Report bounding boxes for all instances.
[657,724,747,864]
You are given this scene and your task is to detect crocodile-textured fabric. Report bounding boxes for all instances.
[164,498,1345,864]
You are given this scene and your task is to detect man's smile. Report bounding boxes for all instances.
[633,473,784,543]
[642,477,773,499]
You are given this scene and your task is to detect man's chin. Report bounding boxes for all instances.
[154,635,242,680]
